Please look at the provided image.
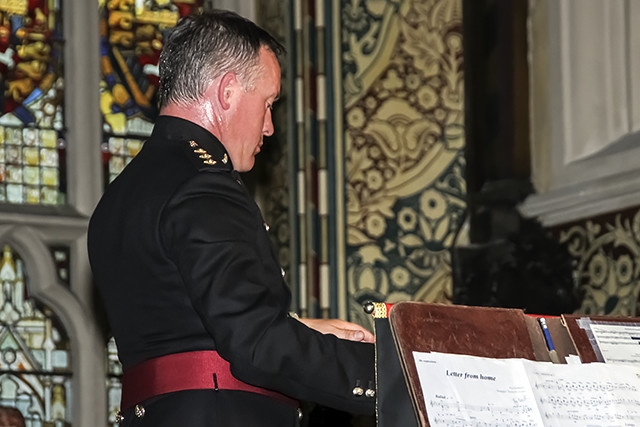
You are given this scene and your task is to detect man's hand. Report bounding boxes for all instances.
[297,318,375,343]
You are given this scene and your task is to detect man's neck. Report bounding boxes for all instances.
[159,103,223,141]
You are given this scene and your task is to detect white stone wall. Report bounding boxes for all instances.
[521,0,640,225]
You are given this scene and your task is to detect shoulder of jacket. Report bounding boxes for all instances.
[179,139,233,173]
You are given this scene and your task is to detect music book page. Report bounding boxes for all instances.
[589,322,640,365]
[413,352,640,427]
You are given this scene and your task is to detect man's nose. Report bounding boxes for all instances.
[263,111,274,136]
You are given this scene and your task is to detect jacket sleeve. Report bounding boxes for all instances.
[160,172,376,415]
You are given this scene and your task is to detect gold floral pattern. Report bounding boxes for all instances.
[558,208,640,316]
[343,0,465,318]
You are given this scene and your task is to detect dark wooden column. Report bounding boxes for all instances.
[462,0,531,243]
[454,0,578,314]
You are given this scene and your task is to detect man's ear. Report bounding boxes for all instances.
[218,72,237,110]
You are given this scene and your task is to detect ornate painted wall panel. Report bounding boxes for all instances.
[293,1,327,318]
[554,206,640,316]
[340,0,465,323]
[0,2,65,205]
[272,1,337,318]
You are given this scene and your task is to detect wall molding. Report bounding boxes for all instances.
[523,0,640,226]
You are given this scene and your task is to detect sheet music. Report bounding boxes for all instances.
[414,352,640,427]
[413,352,545,427]
[523,359,640,426]
[589,323,640,365]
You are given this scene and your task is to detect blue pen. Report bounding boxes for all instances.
[538,317,561,363]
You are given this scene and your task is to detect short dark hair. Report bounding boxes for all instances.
[158,10,285,109]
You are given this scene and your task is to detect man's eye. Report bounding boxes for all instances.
[267,103,273,111]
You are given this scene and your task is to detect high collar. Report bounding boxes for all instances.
[151,115,235,171]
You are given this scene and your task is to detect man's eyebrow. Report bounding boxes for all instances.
[273,93,281,102]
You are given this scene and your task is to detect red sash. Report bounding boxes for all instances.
[120,350,299,411]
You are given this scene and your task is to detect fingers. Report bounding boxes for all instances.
[335,321,375,343]
[357,328,376,343]
[297,318,375,343]
[344,328,375,343]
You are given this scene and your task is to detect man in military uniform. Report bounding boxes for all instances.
[88,10,376,426]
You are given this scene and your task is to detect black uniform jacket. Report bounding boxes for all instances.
[88,116,375,418]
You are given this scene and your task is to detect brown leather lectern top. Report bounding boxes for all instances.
[387,302,634,426]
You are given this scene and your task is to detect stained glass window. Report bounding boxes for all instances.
[0,244,72,426]
[106,337,122,427]
[0,3,65,205]
[99,0,202,185]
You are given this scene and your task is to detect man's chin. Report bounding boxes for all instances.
[238,160,256,173]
